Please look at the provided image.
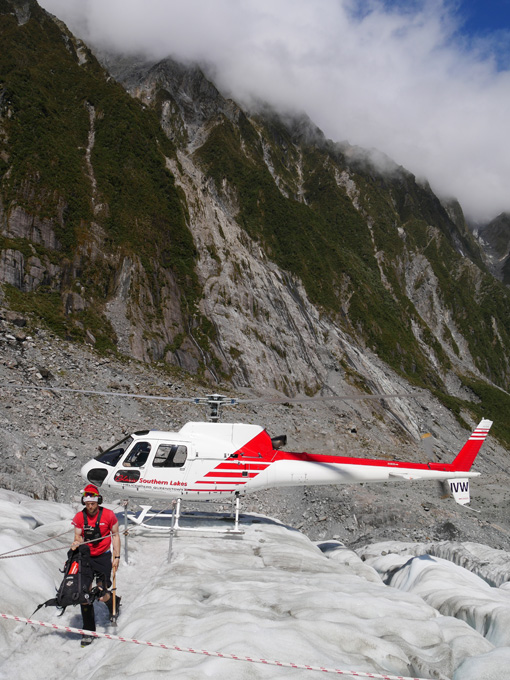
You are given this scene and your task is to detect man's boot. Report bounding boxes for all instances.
[80,604,96,646]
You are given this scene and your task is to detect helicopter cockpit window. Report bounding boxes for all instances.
[152,444,188,468]
[123,442,151,468]
[94,436,134,467]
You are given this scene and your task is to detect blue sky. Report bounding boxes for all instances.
[379,0,510,67]
[457,0,510,69]
[381,0,510,35]
[458,0,510,35]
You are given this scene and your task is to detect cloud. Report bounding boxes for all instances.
[39,0,510,223]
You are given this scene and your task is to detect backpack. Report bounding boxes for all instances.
[33,544,97,616]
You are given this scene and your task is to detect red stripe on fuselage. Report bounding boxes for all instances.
[273,450,453,472]
[195,480,248,485]
[203,471,260,478]
[214,463,269,471]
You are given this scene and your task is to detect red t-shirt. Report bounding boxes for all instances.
[72,507,118,557]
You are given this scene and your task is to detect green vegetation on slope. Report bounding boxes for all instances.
[0,1,91,249]
[0,1,201,349]
[331,149,510,390]
[3,282,117,352]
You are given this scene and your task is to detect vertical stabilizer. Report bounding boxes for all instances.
[451,419,492,471]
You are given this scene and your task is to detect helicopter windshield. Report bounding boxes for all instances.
[94,436,134,467]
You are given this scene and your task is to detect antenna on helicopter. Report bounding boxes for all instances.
[192,394,239,422]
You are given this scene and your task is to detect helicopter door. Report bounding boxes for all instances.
[123,441,152,468]
[149,443,189,488]
[113,441,152,485]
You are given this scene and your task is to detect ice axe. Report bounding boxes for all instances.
[110,572,118,626]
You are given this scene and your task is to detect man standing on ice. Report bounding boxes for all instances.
[71,484,121,646]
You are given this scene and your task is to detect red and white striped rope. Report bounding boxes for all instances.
[0,612,425,680]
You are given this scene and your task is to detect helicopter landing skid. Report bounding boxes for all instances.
[130,496,245,535]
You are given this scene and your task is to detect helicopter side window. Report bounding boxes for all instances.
[152,444,173,467]
[173,445,187,467]
[123,442,151,468]
[152,444,188,468]
[94,436,134,467]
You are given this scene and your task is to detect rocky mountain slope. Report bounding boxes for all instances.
[2,307,510,552]
[1,0,510,543]
[475,212,510,285]
[2,1,510,405]
[97,50,510,406]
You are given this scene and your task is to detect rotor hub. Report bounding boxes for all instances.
[192,394,238,422]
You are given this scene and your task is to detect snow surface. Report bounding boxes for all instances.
[1,490,510,679]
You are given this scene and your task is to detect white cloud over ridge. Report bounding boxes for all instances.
[39,0,510,223]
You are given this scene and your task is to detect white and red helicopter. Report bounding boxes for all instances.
[2,385,493,531]
[75,392,492,530]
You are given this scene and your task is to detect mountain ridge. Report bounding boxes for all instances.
[2,0,510,447]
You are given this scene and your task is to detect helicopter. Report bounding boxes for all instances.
[76,394,492,511]
[1,385,493,529]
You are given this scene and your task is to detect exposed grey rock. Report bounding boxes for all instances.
[0,248,24,288]
[0,313,509,550]
[13,1,30,25]
[4,310,26,326]
[5,205,60,250]
[475,212,510,285]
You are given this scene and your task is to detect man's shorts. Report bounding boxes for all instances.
[89,550,113,589]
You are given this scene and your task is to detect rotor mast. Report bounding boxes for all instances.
[193,394,238,422]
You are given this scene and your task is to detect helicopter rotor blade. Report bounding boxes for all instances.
[236,393,411,405]
[0,384,416,422]
[0,383,193,402]
[0,383,412,404]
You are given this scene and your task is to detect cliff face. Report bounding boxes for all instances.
[475,213,510,286]
[0,0,207,371]
[102,53,510,392]
[2,0,510,442]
